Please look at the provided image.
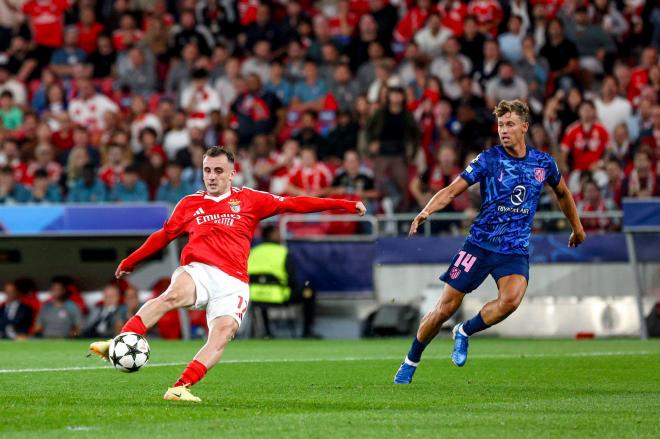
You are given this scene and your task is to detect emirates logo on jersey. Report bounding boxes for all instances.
[228,200,241,213]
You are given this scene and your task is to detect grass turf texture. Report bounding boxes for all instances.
[0,338,658,438]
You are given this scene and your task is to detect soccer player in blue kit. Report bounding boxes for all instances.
[394,100,586,384]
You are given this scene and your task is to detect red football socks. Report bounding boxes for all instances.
[174,360,208,387]
[120,315,147,336]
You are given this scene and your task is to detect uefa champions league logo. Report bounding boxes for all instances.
[511,186,526,206]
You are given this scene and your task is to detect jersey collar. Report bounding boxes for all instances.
[203,189,232,202]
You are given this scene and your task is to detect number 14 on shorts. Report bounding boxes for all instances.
[455,251,477,272]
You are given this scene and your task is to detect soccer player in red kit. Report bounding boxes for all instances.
[89,146,366,402]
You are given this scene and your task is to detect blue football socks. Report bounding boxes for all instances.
[406,337,428,363]
[461,312,490,336]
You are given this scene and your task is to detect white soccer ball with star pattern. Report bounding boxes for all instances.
[109,332,150,373]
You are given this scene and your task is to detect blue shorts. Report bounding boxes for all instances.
[439,241,529,294]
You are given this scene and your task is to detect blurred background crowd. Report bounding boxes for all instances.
[0,0,657,225]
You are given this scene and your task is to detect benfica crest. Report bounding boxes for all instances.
[450,267,462,279]
[228,200,241,213]
[534,168,545,183]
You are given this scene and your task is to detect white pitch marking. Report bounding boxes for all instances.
[0,350,654,374]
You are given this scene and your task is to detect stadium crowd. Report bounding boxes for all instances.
[0,0,658,225]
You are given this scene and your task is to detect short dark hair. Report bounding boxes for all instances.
[493,99,530,123]
[204,146,235,164]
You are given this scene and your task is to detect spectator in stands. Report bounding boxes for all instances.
[67,163,107,203]
[265,58,294,107]
[21,0,68,75]
[325,110,359,164]
[241,39,272,85]
[75,6,104,55]
[253,138,300,196]
[516,35,549,112]
[540,18,579,91]
[111,164,149,203]
[34,276,83,338]
[163,111,191,160]
[608,123,633,165]
[577,179,615,232]
[603,158,624,209]
[243,2,285,53]
[565,6,616,77]
[157,160,194,205]
[484,62,528,109]
[328,62,359,113]
[180,68,222,130]
[595,76,632,138]
[414,12,452,59]
[293,110,326,158]
[560,100,609,191]
[291,58,328,113]
[468,0,503,36]
[213,56,240,115]
[27,141,62,184]
[473,39,501,88]
[129,96,162,154]
[83,283,127,338]
[112,13,143,53]
[366,79,419,212]
[459,15,486,68]
[628,97,654,143]
[430,37,472,90]
[498,15,525,63]
[330,150,379,212]
[50,27,86,80]
[0,59,27,107]
[0,281,34,339]
[87,34,117,79]
[287,145,333,197]
[117,45,157,96]
[165,41,199,97]
[637,105,660,159]
[410,146,468,213]
[368,0,398,47]
[0,90,23,130]
[98,144,127,189]
[622,149,659,198]
[0,165,30,203]
[28,168,62,203]
[170,10,213,56]
[231,73,281,147]
[68,78,119,132]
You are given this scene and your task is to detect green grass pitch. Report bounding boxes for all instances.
[1,338,659,438]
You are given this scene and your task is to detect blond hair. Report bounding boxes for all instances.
[492,99,530,123]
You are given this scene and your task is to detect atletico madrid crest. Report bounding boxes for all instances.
[534,168,545,183]
[450,267,461,279]
[228,200,241,213]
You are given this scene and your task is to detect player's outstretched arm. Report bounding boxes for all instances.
[409,177,469,236]
[550,177,586,247]
[115,228,176,278]
[279,196,366,216]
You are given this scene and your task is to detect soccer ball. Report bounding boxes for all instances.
[109,332,150,373]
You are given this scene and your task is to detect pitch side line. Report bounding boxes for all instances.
[0,350,654,374]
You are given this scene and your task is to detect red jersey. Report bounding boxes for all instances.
[440,2,468,36]
[468,0,502,33]
[22,0,68,48]
[75,22,105,54]
[288,163,333,194]
[560,122,609,171]
[121,188,358,283]
[628,67,648,107]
